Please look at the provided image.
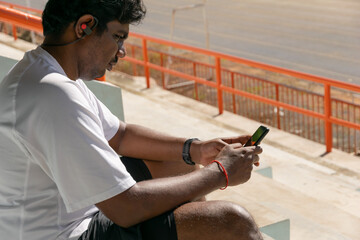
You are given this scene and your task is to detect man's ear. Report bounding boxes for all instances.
[74,14,97,38]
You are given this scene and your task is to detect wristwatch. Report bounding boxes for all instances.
[182,138,199,165]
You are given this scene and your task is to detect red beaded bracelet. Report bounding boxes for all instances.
[211,160,229,190]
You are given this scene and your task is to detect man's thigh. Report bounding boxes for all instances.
[78,208,177,240]
[121,156,179,240]
[78,157,179,240]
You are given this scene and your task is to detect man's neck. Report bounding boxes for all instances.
[41,44,79,81]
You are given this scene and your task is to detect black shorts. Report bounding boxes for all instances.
[78,157,178,240]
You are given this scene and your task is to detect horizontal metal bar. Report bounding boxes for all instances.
[166,81,194,90]
[221,85,325,120]
[124,56,218,88]
[330,117,360,131]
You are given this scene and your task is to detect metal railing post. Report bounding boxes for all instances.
[160,53,165,88]
[215,57,223,114]
[231,72,236,114]
[193,62,199,100]
[131,45,137,76]
[9,5,18,41]
[276,84,281,129]
[142,38,150,88]
[12,24,17,40]
[324,84,333,152]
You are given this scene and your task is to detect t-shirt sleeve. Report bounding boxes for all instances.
[76,80,120,141]
[28,76,135,213]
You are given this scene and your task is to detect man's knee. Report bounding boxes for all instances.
[174,201,263,240]
[220,202,263,240]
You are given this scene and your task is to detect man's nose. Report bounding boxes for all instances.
[117,42,126,58]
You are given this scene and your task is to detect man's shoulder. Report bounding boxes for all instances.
[5,47,67,88]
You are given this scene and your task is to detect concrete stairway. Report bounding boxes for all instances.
[105,72,360,240]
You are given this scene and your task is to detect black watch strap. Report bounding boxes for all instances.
[182,138,199,165]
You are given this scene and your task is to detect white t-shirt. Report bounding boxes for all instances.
[0,47,136,240]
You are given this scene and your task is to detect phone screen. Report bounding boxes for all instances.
[244,125,269,147]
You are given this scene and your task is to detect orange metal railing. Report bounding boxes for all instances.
[0,1,42,40]
[1,4,360,154]
[122,33,360,153]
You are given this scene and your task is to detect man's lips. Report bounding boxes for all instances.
[107,59,118,71]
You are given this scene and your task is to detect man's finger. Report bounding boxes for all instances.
[229,142,243,149]
[222,135,251,144]
[252,154,260,164]
[214,139,228,151]
[254,146,263,154]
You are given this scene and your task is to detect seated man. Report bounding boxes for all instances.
[0,0,263,239]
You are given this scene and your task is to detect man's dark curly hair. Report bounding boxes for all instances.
[42,0,146,37]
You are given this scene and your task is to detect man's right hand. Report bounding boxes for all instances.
[213,143,262,187]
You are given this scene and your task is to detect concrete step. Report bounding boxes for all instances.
[107,74,360,239]
[208,171,360,240]
[231,173,360,240]
[262,144,360,220]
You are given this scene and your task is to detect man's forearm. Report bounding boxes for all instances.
[117,123,187,162]
[96,162,224,228]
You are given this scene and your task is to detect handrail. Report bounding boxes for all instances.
[1,4,360,153]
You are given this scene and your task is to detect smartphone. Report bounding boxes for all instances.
[244,125,269,147]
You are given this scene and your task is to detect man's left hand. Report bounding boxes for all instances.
[191,135,251,166]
